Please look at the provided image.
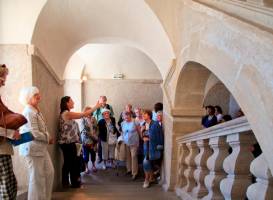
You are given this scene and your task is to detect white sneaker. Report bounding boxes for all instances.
[143,180,150,188]
[102,164,106,170]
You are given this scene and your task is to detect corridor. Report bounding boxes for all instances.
[52,167,179,200]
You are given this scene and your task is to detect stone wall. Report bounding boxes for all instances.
[203,83,231,115]
[64,79,82,112]
[0,44,33,192]
[82,79,163,119]
[32,55,64,190]
[147,0,273,190]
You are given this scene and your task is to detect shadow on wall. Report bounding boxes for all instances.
[32,55,64,191]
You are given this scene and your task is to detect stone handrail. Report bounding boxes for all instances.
[175,116,273,200]
[176,116,250,144]
[194,0,273,32]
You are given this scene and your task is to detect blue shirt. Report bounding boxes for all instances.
[121,121,139,146]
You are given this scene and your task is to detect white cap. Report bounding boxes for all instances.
[101,108,110,114]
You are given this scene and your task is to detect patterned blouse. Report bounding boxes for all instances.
[58,111,80,144]
[80,116,98,145]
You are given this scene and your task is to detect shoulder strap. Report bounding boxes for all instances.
[1,112,7,137]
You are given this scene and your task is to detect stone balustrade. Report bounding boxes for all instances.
[175,116,273,200]
[194,0,273,31]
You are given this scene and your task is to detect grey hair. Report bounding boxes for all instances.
[19,86,39,106]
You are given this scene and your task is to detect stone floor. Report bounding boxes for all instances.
[52,165,179,200]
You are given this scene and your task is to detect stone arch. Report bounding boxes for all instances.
[203,83,232,116]
[174,61,211,115]
[63,39,162,80]
[173,58,273,174]
[63,43,164,115]
[31,0,175,80]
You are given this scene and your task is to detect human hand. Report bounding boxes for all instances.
[141,126,146,133]
[143,136,149,142]
[49,137,55,144]
[13,130,21,140]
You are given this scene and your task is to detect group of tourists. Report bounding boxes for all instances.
[0,64,164,200]
[70,96,164,189]
[201,105,244,128]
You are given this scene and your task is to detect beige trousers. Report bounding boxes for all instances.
[126,145,138,176]
[25,151,54,200]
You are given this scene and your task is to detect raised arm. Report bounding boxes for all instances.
[65,102,101,120]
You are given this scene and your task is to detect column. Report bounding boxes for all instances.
[192,139,212,198]
[220,132,254,200]
[202,136,229,200]
[176,143,189,188]
[247,153,273,200]
[183,141,199,192]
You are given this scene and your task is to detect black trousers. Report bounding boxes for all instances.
[98,139,102,161]
[60,143,80,187]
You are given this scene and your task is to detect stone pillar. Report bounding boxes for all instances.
[203,136,228,200]
[246,153,273,200]
[176,143,190,188]
[192,139,212,198]
[183,141,199,192]
[220,132,254,200]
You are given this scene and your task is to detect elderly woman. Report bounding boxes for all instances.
[134,107,145,126]
[80,107,98,173]
[118,104,136,130]
[121,111,140,180]
[0,64,21,199]
[58,96,100,188]
[98,108,118,170]
[19,86,54,200]
[141,109,164,188]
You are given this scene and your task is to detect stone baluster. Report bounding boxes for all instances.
[247,0,273,7]
[192,139,212,198]
[220,132,255,200]
[176,143,189,188]
[202,136,229,200]
[182,141,199,192]
[247,153,273,200]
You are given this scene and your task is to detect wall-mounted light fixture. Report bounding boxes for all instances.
[80,75,88,83]
[82,75,88,81]
[113,73,124,79]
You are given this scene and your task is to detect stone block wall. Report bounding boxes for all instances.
[0,44,33,192]
[81,79,163,118]
[32,55,64,190]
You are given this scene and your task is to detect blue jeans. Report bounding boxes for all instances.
[82,145,96,163]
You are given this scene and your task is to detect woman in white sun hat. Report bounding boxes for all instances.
[97,108,119,170]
